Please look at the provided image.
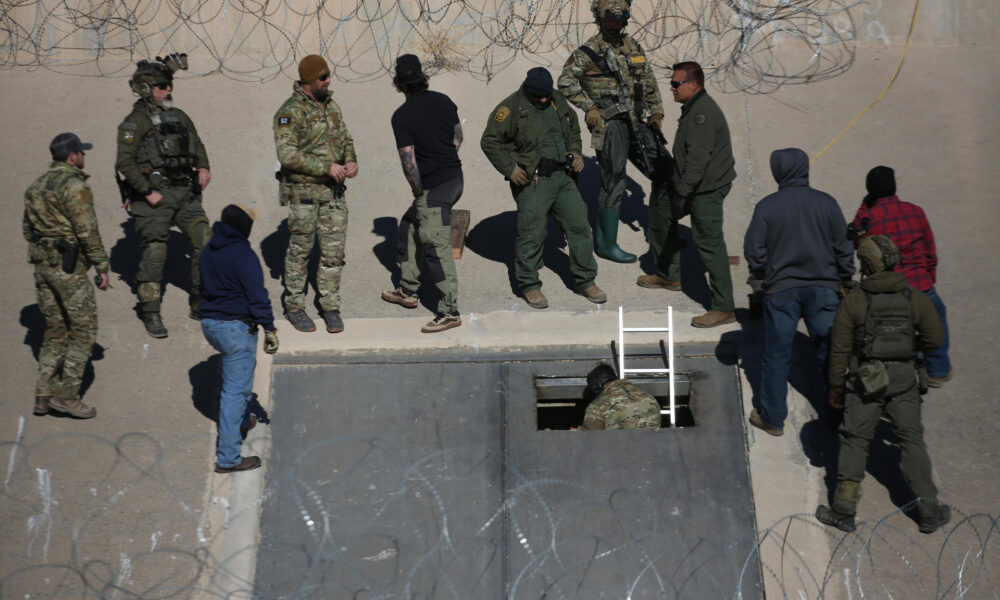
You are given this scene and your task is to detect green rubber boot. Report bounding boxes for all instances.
[594,209,637,263]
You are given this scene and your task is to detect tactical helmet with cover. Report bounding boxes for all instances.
[129,53,188,98]
[857,234,901,276]
[592,0,631,34]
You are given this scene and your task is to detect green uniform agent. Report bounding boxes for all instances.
[116,76,211,321]
[825,236,947,526]
[649,87,737,312]
[480,83,598,295]
[274,83,356,314]
[24,154,108,414]
[584,379,661,430]
[557,0,669,263]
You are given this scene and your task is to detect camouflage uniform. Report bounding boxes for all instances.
[558,29,670,211]
[274,83,356,313]
[583,379,661,430]
[116,99,211,314]
[23,162,109,405]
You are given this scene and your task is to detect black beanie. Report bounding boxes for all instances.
[395,54,422,78]
[221,204,254,238]
[524,67,553,95]
[865,166,896,199]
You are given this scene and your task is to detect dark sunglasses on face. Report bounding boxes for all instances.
[318,73,330,82]
[154,82,171,90]
[670,79,693,89]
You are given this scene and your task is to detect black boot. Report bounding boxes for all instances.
[189,294,201,321]
[816,505,856,532]
[142,311,168,339]
[594,209,637,263]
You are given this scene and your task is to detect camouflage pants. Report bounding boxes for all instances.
[130,184,211,312]
[595,119,672,211]
[283,182,347,312]
[397,175,462,314]
[33,263,97,401]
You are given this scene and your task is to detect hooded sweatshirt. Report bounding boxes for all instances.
[199,221,276,331]
[743,148,855,294]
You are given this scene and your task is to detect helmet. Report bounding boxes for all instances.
[592,0,631,31]
[857,235,901,276]
[129,53,188,98]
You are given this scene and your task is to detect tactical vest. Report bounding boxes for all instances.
[138,110,198,171]
[858,288,915,361]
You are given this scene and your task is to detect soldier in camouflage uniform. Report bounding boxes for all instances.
[558,0,671,264]
[23,133,110,419]
[582,363,660,430]
[116,54,212,339]
[274,54,358,333]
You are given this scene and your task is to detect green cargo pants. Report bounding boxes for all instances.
[835,364,939,516]
[131,184,211,313]
[596,119,672,211]
[513,171,597,292]
[647,183,735,311]
[397,175,462,314]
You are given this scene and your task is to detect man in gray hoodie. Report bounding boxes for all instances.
[743,148,855,436]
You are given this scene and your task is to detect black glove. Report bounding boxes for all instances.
[670,194,690,219]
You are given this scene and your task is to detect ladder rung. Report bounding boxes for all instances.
[623,368,671,374]
[622,327,671,332]
[659,409,673,415]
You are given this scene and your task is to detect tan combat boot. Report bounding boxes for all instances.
[33,396,51,416]
[691,310,736,328]
[523,288,548,309]
[636,274,681,291]
[48,397,96,419]
[575,284,607,304]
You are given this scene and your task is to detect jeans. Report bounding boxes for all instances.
[202,318,257,468]
[755,286,840,429]
[923,287,951,377]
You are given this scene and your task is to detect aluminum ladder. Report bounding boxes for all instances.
[617,305,676,427]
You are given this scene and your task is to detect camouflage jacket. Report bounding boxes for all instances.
[23,162,109,274]
[558,32,663,119]
[273,83,357,184]
[480,86,582,180]
[116,99,210,194]
[672,89,736,197]
[583,379,661,430]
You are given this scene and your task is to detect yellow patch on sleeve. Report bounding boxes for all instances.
[494,106,510,123]
[630,55,646,64]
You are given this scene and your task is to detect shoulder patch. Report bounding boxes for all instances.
[120,122,137,131]
[494,106,510,123]
[77,188,94,204]
[694,114,707,125]
[119,129,135,144]
[630,55,646,64]
[276,114,292,126]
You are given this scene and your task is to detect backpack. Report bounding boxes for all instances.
[862,288,915,361]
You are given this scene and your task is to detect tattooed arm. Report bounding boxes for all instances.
[453,122,463,151]
[397,145,422,198]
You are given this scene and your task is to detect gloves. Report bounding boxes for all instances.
[569,153,584,173]
[828,386,845,410]
[670,193,690,219]
[509,164,529,186]
[585,106,604,130]
[264,329,279,354]
[647,113,664,129]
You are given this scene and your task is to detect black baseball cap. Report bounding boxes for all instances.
[50,132,93,158]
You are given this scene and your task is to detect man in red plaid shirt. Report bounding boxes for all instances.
[851,166,951,386]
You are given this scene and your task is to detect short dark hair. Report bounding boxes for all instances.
[392,72,429,95]
[586,363,619,398]
[672,61,704,87]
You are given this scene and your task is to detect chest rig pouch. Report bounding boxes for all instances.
[852,288,915,399]
[139,110,196,170]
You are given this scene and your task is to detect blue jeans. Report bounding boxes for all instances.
[923,287,951,377]
[202,318,257,468]
[755,286,840,429]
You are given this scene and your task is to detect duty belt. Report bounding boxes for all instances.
[535,157,567,178]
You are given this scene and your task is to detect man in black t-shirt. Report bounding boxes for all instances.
[381,54,465,333]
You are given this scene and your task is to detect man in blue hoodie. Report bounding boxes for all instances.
[743,148,855,436]
[200,204,279,473]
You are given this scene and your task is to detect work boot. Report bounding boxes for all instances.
[749,408,783,436]
[575,283,607,304]
[928,369,952,388]
[322,309,344,333]
[381,287,418,309]
[917,501,952,534]
[285,308,316,332]
[189,295,201,321]
[215,456,261,474]
[523,288,548,309]
[594,209,637,263]
[34,395,51,416]
[421,312,462,333]
[637,274,681,291]
[240,415,258,439]
[691,310,736,328]
[815,505,857,532]
[48,397,97,419]
[142,311,168,339]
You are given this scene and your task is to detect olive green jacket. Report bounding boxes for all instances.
[116,99,210,194]
[828,271,944,388]
[23,162,109,274]
[480,86,583,180]
[671,89,736,197]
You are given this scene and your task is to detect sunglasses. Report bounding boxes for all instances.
[669,79,693,89]
[154,82,172,90]
[318,73,330,82]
